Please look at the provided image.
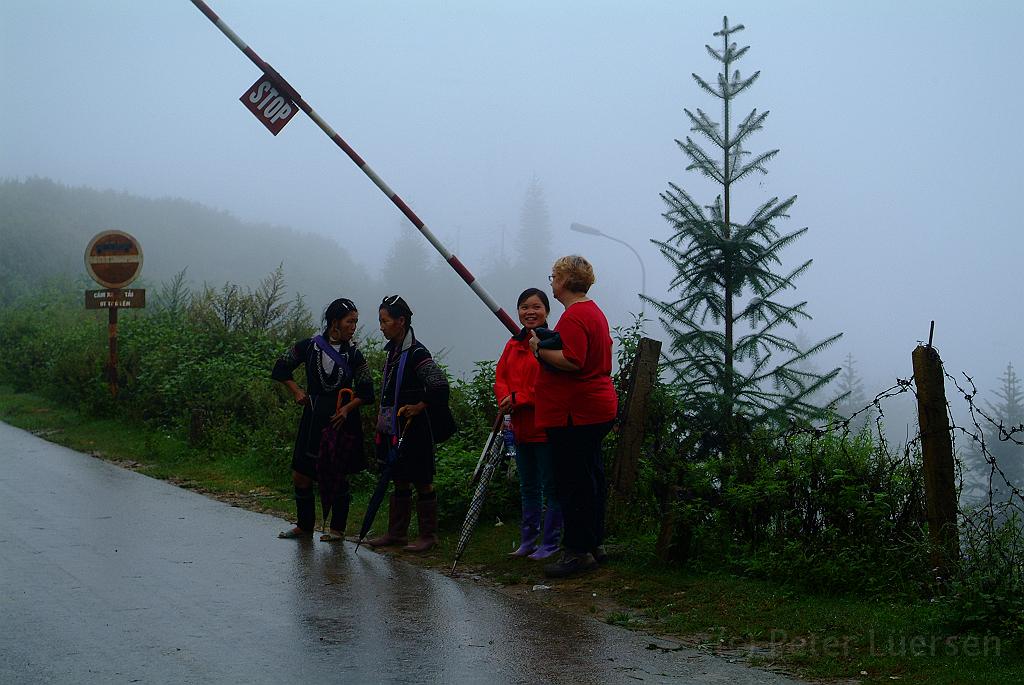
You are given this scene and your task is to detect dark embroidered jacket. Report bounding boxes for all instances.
[376,329,455,484]
[272,337,375,468]
[272,337,374,402]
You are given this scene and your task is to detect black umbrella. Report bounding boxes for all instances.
[355,416,413,551]
[451,414,509,574]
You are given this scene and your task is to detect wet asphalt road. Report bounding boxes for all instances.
[0,422,799,684]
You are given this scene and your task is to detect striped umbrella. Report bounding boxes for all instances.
[451,420,508,575]
[470,413,505,486]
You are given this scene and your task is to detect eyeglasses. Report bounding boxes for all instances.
[547,275,554,283]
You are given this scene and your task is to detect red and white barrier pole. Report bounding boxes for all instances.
[189,0,520,335]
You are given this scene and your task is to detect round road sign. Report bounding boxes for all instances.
[85,230,143,289]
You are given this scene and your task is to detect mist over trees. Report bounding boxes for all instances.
[513,178,554,277]
[0,177,372,309]
[0,176,570,375]
[962,362,1024,501]
[833,353,874,432]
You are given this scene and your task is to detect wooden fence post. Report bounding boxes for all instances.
[609,337,662,517]
[189,409,206,445]
[911,342,959,576]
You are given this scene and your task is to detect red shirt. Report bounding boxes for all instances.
[494,334,547,443]
[534,300,618,429]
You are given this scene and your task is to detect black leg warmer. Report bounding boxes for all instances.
[295,486,316,532]
[330,481,352,533]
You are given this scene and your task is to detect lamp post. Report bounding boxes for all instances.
[569,222,647,315]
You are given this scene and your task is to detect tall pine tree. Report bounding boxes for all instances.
[649,17,841,436]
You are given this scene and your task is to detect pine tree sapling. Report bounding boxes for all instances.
[649,16,841,435]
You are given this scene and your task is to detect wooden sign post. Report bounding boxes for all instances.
[84,230,145,397]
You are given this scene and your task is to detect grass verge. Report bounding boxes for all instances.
[1,386,1020,684]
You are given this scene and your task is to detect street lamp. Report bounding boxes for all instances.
[569,222,647,315]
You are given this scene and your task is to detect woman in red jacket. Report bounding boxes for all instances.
[530,255,618,578]
[494,287,562,559]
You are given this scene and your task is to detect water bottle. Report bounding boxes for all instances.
[501,414,518,459]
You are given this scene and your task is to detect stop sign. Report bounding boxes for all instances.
[85,230,143,289]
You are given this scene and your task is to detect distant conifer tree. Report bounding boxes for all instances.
[985,362,1024,492]
[833,353,872,431]
[513,178,553,278]
[986,363,1024,428]
[648,16,841,437]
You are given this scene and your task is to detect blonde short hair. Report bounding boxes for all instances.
[552,255,596,294]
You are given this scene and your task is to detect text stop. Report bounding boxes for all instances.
[240,76,298,135]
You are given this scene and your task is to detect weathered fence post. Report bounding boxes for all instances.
[655,484,692,563]
[911,341,959,576]
[612,337,662,497]
[608,337,662,537]
[189,409,206,445]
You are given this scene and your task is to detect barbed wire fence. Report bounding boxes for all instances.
[614,331,1024,579]
[777,356,1024,549]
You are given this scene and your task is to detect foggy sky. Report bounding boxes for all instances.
[2,0,1021,398]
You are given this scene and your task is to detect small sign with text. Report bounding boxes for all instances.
[85,289,147,310]
[240,75,298,135]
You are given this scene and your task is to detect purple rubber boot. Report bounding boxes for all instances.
[528,508,563,560]
[509,507,541,557]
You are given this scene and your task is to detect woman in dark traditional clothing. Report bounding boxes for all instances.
[367,295,454,553]
[272,298,374,541]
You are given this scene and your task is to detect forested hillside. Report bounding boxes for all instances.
[0,178,532,373]
[0,177,373,311]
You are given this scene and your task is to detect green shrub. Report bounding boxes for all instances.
[939,508,1024,643]
[0,275,524,531]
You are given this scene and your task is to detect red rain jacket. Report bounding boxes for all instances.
[494,334,547,444]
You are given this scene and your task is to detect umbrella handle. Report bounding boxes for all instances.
[401,416,413,436]
[336,388,354,414]
[470,413,505,485]
[394,415,414,449]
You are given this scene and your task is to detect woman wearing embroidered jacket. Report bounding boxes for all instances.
[530,256,618,578]
[367,295,454,553]
[272,298,374,541]
[494,287,562,560]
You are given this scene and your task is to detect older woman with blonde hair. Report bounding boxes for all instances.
[529,255,618,578]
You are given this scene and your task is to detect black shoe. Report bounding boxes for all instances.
[543,550,598,578]
[592,546,608,565]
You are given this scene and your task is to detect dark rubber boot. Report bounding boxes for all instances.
[367,491,412,547]
[404,494,438,553]
[543,550,598,579]
[510,507,542,557]
[528,508,563,560]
